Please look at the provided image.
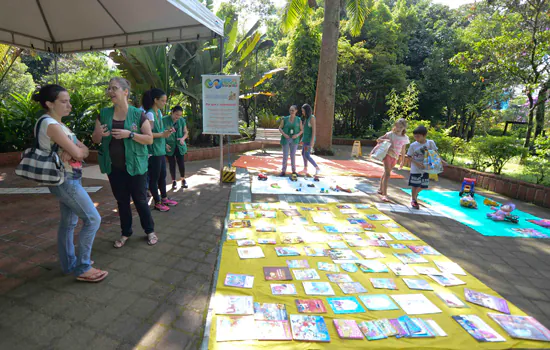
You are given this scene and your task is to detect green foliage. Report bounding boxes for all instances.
[238,120,255,139]
[386,81,420,122]
[0,92,43,152]
[469,136,525,174]
[0,45,34,99]
[523,136,550,185]
[258,113,280,128]
[63,92,107,149]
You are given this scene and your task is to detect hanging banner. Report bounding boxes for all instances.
[202,75,240,135]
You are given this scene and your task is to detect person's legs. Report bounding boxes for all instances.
[168,155,177,182]
[290,142,298,173]
[380,156,396,196]
[302,143,309,171]
[148,156,162,203]
[130,173,155,235]
[176,150,186,181]
[281,143,289,174]
[158,156,167,200]
[108,168,134,237]
[303,142,319,170]
[49,183,78,274]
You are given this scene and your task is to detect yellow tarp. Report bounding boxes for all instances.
[208,202,548,349]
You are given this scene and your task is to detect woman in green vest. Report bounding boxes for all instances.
[163,105,189,190]
[278,105,303,176]
[142,88,178,212]
[300,103,321,175]
[92,77,158,248]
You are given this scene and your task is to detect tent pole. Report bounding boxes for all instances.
[219,35,224,182]
[54,52,58,85]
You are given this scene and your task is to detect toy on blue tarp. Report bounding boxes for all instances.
[460,195,478,209]
[459,177,476,197]
[483,198,498,206]
[290,173,298,182]
[527,219,550,228]
[258,173,268,181]
[271,183,281,189]
[487,203,519,223]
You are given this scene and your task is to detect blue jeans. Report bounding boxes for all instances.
[282,142,298,173]
[302,142,318,168]
[48,173,100,276]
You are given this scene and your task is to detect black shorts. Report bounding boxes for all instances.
[409,173,429,188]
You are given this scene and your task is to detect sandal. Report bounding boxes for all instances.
[76,268,108,283]
[147,233,158,246]
[114,236,129,248]
[381,196,391,202]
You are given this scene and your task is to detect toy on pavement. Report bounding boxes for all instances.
[527,219,550,229]
[483,198,498,206]
[258,173,268,181]
[290,173,298,182]
[460,195,478,209]
[459,178,476,197]
[487,203,519,223]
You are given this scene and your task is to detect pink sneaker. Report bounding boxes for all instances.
[154,202,170,212]
[162,198,178,206]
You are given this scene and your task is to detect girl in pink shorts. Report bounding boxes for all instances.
[376,118,409,202]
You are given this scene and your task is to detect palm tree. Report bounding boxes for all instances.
[282,0,368,151]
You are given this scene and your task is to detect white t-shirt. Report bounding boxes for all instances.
[380,132,410,160]
[407,139,437,174]
[35,115,81,173]
[145,111,155,122]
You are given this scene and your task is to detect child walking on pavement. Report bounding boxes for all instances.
[376,118,409,202]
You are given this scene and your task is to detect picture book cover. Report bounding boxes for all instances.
[383,223,401,229]
[293,269,321,280]
[295,299,327,313]
[346,240,371,248]
[317,262,340,272]
[282,209,302,217]
[326,234,343,241]
[337,204,353,209]
[292,217,309,224]
[271,283,297,295]
[327,273,353,283]
[258,210,277,218]
[366,214,390,221]
[355,204,371,209]
[414,266,442,275]
[387,263,418,276]
[347,218,367,225]
[391,243,408,249]
[425,319,447,337]
[366,232,393,241]
[389,318,410,338]
[244,203,260,210]
[237,239,256,247]
[394,253,429,264]
[304,225,321,232]
[357,249,385,259]
[358,321,387,340]
[488,313,550,342]
[215,295,254,315]
[338,282,368,294]
[361,222,376,230]
[234,211,256,219]
[287,259,310,268]
[228,220,252,228]
[370,278,398,290]
[302,233,327,244]
[216,315,257,342]
[316,206,331,211]
[453,315,506,342]
[300,207,315,211]
[303,282,336,296]
[429,273,466,287]
[324,226,346,233]
[464,288,510,314]
[359,294,400,311]
[434,261,467,276]
[334,319,364,339]
[237,246,265,259]
[404,317,435,338]
[403,278,433,291]
[389,232,419,241]
[227,231,248,240]
[258,237,277,244]
[435,292,468,308]
[340,263,358,273]
[363,240,390,248]
[263,267,293,281]
[275,246,301,257]
[280,234,304,244]
[327,297,366,314]
[328,249,360,262]
[341,233,362,241]
[224,274,254,288]
[356,260,389,273]
[289,315,330,342]
[396,315,424,337]
[253,302,288,321]
[328,241,348,249]
[278,225,298,233]
[256,320,293,341]
[312,212,335,224]
[340,209,359,215]
[407,245,441,255]
[256,224,276,232]
[375,319,399,337]
[391,294,442,315]
[304,246,329,257]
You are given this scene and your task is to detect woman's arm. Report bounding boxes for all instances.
[279,119,288,138]
[377,132,390,143]
[92,119,110,144]
[310,117,316,148]
[111,121,153,145]
[47,124,87,161]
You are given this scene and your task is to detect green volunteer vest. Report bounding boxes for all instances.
[280,115,301,145]
[148,109,166,156]
[301,115,315,143]
[98,106,148,176]
[163,116,187,156]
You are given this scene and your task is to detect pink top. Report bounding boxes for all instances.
[380,131,410,160]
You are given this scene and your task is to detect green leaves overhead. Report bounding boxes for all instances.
[345,0,370,36]
[281,0,310,33]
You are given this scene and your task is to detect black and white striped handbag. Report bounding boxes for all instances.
[15,116,65,185]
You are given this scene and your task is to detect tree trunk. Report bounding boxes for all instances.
[313,0,340,151]
[534,86,547,140]
[523,92,535,148]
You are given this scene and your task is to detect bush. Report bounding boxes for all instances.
[523,136,550,185]
[0,92,42,152]
[469,136,525,174]
[258,113,281,128]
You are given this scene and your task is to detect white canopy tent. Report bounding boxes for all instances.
[0,0,223,53]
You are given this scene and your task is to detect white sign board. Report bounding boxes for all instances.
[202,75,240,135]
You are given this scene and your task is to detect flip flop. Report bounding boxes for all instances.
[114,237,128,248]
[147,233,158,246]
[381,196,391,202]
[76,269,108,283]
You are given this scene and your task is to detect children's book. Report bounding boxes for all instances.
[434,261,467,276]
[366,232,393,241]
[275,246,301,257]
[347,218,367,225]
[237,239,256,247]
[340,209,359,215]
[391,294,442,315]
[326,234,343,241]
[361,222,376,230]
[256,225,276,232]
[463,288,510,314]
[259,211,277,218]
[389,318,410,338]
[215,295,254,315]
[216,315,257,342]
[286,260,309,268]
[391,243,408,249]
[304,225,321,232]
[453,315,506,342]
[224,274,254,288]
[395,315,424,337]
[340,263,358,273]
[375,319,399,337]
[300,207,315,211]
[383,223,401,229]
[341,233,362,241]
[278,225,298,233]
[359,294,400,311]
[370,278,398,290]
[324,226,346,233]
[356,260,389,273]
[238,246,265,259]
[425,319,447,337]
[435,292,468,308]
[228,231,248,240]
[234,211,256,219]
[387,263,418,276]
[263,267,293,281]
[303,282,336,296]
[302,233,327,244]
[289,315,330,342]
[326,273,353,283]
[358,321,387,340]
[292,217,309,224]
[355,204,371,209]
[316,206,331,211]
[253,302,288,321]
[429,273,466,287]
[337,204,353,209]
[258,237,277,244]
[356,249,385,259]
[304,246,329,257]
[327,297,366,314]
[328,241,348,249]
[256,320,293,341]
[407,245,441,256]
[403,317,436,338]
[293,269,321,280]
[403,278,433,291]
[244,203,260,210]
[488,313,550,342]
[280,234,304,244]
[414,266,442,275]
[389,232,419,241]
[334,319,364,339]
[328,249,360,262]
[317,262,340,272]
[295,299,327,313]
[271,283,297,295]
[346,240,371,248]
[312,212,335,224]
[366,214,390,221]
[228,220,252,228]
[338,282,368,294]
[363,240,390,248]
[394,253,429,264]
[282,209,301,217]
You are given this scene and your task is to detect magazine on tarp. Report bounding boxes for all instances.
[464,288,510,314]
[488,313,550,342]
[453,315,506,342]
[334,319,364,339]
[216,315,257,342]
[289,315,330,342]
